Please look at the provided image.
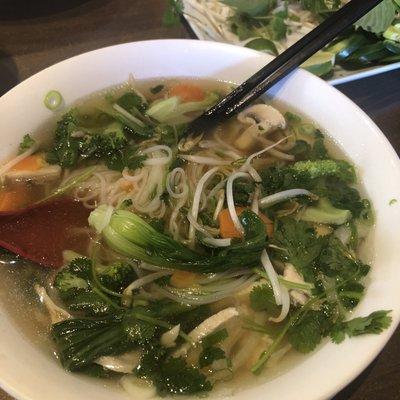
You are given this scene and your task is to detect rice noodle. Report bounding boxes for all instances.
[122,167,146,183]
[261,250,282,306]
[180,154,231,166]
[241,136,291,173]
[259,189,316,208]
[213,189,225,221]
[122,271,173,306]
[188,167,219,244]
[269,285,290,323]
[201,237,231,247]
[141,145,172,166]
[166,168,189,199]
[255,136,295,161]
[187,211,213,238]
[251,185,260,214]
[226,171,251,235]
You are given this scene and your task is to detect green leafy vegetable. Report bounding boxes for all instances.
[18,134,36,154]
[89,207,267,273]
[271,218,325,281]
[147,356,212,395]
[54,257,136,314]
[287,304,334,353]
[245,38,278,55]
[199,346,226,368]
[300,0,340,15]
[222,0,277,17]
[201,328,229,348]
[330,310,392,343]
[249,283,280,316]
[355,0,396,34]
[52,313,135,371]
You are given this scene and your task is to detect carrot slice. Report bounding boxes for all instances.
[218,207,274,238]
[0,186,29,212]
[11,154,44,172]
[259,212,274,238]
[169,83,206,103]
[218,207,246,239]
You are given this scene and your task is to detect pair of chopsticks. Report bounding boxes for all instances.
[185,0,384,136]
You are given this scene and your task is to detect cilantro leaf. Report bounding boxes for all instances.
[249,283,281,316]
[18,134,36,154]
[202,328,229,349]
[330,310,392,344]
[272,218,325,281]
[199,346,226,368]
[267,15,287,40]
[116,91,147,113]
[105,144,147,172]
[287,303,335,353]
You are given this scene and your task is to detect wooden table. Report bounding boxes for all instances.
[0,1,399,399]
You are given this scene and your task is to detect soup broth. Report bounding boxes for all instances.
[0,78,386,398]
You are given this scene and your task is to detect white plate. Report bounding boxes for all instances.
[0,39,400,400]
[181,11,400,86]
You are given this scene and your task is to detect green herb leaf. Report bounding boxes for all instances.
[245,37,278,55]
[355,0,396,34]
[249,283,281,316]
[199,346,226,368]
[202,328,229,349]
[330,310,392,343]
[18,134,36,154]
[222,0,277,17]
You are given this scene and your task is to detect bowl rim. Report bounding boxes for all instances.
[0,39,400,400]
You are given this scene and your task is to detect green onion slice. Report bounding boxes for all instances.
[44,90,63,110]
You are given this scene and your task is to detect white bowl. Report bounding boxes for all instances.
[1,40,400,400]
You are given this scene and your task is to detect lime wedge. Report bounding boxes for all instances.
[301,51,335,77]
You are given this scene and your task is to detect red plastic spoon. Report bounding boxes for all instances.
[0,197,91,268]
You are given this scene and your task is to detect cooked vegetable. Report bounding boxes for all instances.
[0,186,29,211]
[44,90,63,111]
[298,197,352,225]
[18,134,36,154]
[89,207,267,273]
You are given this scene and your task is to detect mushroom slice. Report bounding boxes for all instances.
[173,307,239,357]
[95,350,142,373]
[235,104,287,150]
[283,263,309,306]
[6,164,62,184]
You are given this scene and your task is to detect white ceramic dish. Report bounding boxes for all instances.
[181,11,400,86]
[0,39,400,400]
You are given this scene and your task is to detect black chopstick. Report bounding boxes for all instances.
[185,0,384,135]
